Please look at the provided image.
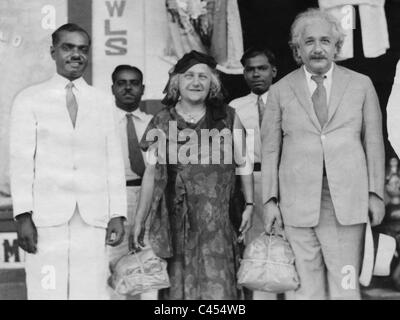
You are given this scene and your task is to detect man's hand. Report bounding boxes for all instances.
[16,212,37,254]
[237,205,253,243]
[369,193,385,227]
[263,199,283,234]
[128,220,146,252]
[106,217,125,247]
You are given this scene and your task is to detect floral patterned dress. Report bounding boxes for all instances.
[141,105,242,300]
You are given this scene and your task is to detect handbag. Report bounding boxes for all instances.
[237,231,300,293]
[109,247,170,296]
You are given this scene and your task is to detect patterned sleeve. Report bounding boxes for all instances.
[140,109,173,258]
[140,112,161,151]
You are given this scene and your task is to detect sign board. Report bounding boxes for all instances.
[0,232,25,269]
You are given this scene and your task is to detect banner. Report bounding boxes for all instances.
[0,232,25,268]
[92,0,171,99]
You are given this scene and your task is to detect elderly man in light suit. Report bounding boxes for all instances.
[9,24,127,299]
[261,9,385,299]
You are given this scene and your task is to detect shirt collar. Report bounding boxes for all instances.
[249,90,269,104]
[115,106,147,123]
[303,62,335,82]
[51,73,88,91]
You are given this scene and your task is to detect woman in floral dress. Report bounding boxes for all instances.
[130,51,254,300]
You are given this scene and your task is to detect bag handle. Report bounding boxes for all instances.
[266,227,276,261]
[129,249,146,274]
[264,223,285,261]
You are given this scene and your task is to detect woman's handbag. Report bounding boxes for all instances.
[237,231,300,293]
[109,247,170,296]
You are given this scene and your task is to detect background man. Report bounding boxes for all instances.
[108,65,157,300]
[230,47,277,300]
[261,9,385,299]
[9,24,127,300]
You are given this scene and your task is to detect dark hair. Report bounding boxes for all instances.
[52,23,91,46]
[240,47,277,68]
[111,65,143,84]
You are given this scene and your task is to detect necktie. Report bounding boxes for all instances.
[126,113,145,177]
[257,95,265,128]
[311,75,328,127]
[65,82,78,127]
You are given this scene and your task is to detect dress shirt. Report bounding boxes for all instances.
[304,63,334,105]
[230,91,268,164]
[115,107,153,181]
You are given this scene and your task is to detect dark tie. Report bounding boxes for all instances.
[311,75,328,127]
[257,95,265,128]
[65,82,78,127]
[126,114,145,177]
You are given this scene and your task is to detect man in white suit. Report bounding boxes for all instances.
[261,9,385,299]
[9,23,127,300]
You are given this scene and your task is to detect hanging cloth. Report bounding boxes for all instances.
[319,0,389,59]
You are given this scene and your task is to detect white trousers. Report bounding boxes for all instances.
[25,206,109,300]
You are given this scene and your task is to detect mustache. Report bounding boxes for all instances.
[310,55,326,59]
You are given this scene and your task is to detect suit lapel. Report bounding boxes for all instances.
[289,68,321,131]
[327,66,351,125]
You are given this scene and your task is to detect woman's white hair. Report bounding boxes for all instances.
[289,8,346,65]
[164,66,222,104]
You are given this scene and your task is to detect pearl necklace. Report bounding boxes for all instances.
[176,104,206,124]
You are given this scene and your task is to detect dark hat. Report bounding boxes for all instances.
[172,50,217,74]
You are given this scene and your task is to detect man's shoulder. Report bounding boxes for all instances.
[86,84,112,98]
[140,109,154,124]
[280,67,302,82]
[84,85,115,108]
[15,77,54,101]
[230,93,252,109]
[270,68,301,92]
[335,65,371,84]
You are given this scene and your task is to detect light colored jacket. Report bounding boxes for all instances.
[261,65,385,227]
[9,74,127,228]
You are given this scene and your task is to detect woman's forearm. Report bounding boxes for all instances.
[240,173,254,204]
[136,164,156,225]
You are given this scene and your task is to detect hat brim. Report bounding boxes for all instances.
[359,220,374,286]
[359,220,397,286]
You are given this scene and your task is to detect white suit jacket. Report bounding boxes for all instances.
[9,74,127,228]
